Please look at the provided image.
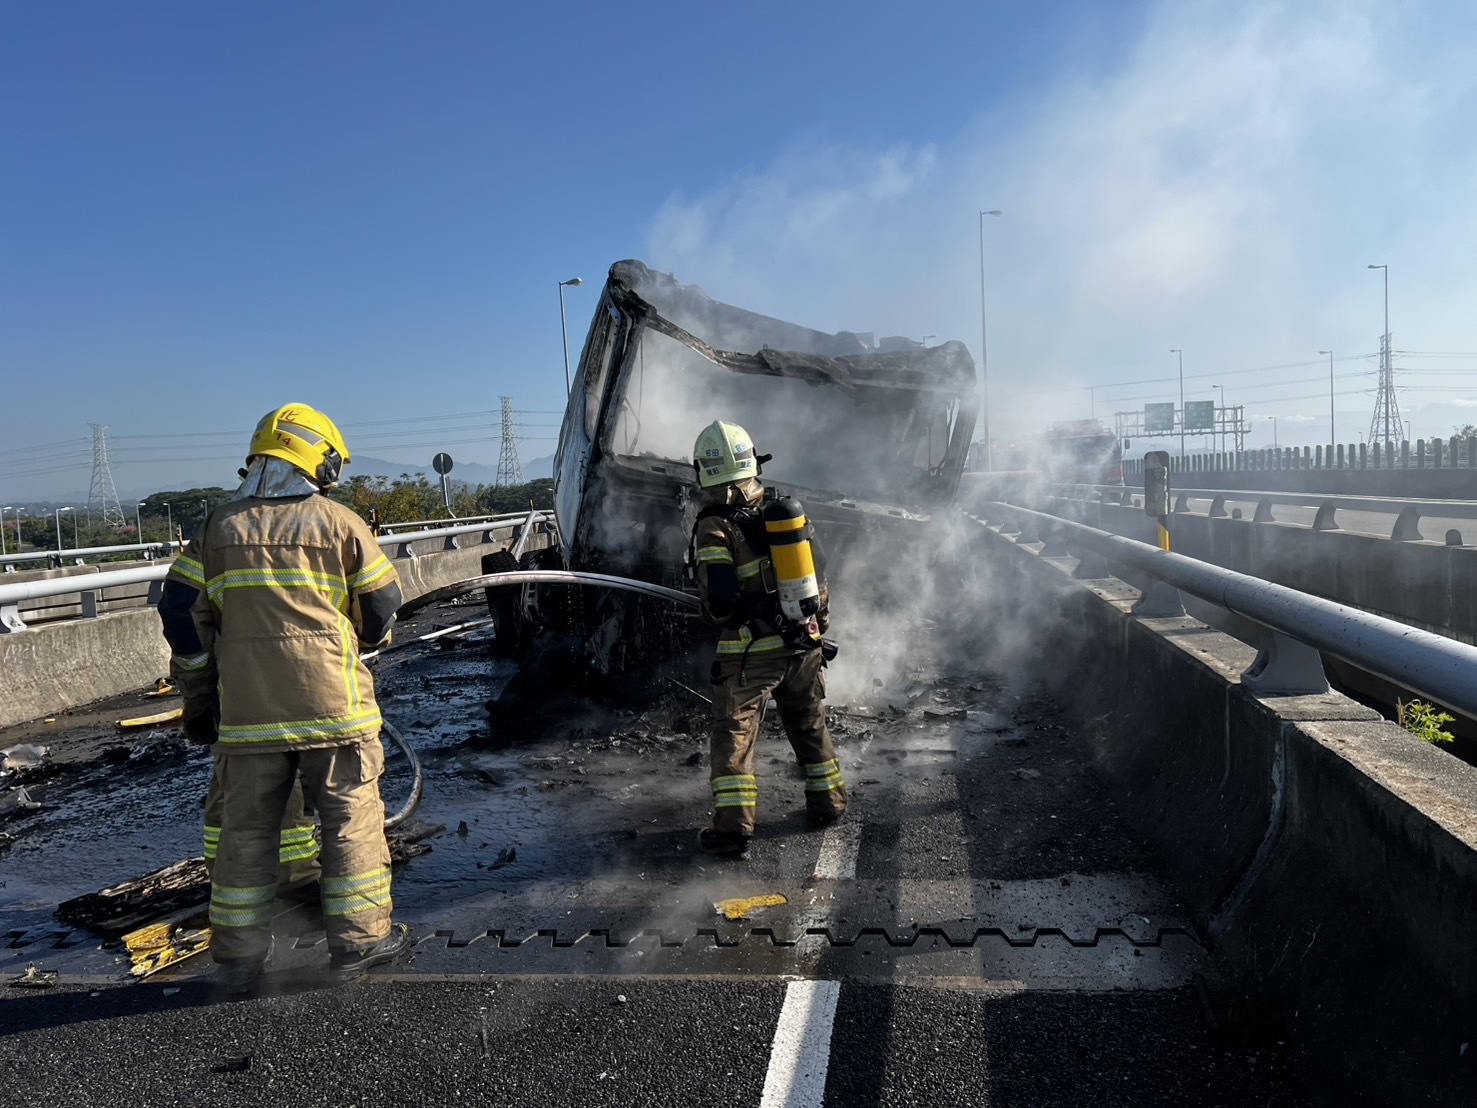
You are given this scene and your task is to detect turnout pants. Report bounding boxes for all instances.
[203,752,320,889]
[210,738,392,964]
[709,649,846,834]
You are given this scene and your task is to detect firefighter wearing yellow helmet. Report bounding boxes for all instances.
[689,420,846,855]
[159,403,410,992]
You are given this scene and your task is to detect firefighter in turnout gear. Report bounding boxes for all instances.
[159,403,410,992]
[690,420,846,855]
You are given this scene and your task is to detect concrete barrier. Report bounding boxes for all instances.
[0,525,555,729]
[968,516,1477,1104]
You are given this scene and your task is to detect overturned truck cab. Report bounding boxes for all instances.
[488,260,977,718]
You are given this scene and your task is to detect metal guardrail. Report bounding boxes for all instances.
[976,501,1477,719]
[1,540,177,569]
[0,511,553,634]
[1045,483,1477,542]
[374,510,538,534]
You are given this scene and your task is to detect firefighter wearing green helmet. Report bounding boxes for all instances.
[689,420,847,855]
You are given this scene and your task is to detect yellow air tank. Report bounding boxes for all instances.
[762,498,821,622]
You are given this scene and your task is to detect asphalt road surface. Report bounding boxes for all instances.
[0,600,1304,1107]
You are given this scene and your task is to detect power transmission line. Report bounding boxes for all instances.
[87,424,126,527]
[495,397,522,487]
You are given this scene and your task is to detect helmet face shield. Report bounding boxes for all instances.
[247,403,350,488]
[694,420,758,488]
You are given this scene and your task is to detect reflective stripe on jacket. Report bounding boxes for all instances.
[160,495,401,753]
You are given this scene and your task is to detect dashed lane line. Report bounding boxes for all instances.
[812,818,862,881]
[759,978,842,1108]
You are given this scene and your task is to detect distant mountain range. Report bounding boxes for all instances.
[347,453,554,487]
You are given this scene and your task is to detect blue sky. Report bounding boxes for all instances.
[4,0,1476,500]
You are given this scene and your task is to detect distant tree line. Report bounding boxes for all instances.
[333,474,554,527]
[7,477,553,555]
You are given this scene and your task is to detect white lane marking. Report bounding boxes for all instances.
[759,979,842,1108]
[813,819,861,881]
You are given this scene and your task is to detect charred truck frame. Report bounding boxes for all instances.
[487,260,977,709]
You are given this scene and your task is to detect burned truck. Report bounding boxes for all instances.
[489,260,977,710]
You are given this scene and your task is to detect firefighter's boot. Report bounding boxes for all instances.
[330,922,412,981]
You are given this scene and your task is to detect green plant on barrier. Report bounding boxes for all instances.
[1397,699,1455,745]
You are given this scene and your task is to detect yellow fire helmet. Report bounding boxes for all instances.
[693,419,763,488]
[247,403,351,489]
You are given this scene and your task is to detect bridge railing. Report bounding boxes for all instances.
[975,501,1477,720]
[1122,435,1477,476]
[1,541,178,570]
[0,511,553,634]
[1044,483,1477,543]
[373,510,536,534]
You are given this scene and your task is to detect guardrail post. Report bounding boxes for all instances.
[1072,551,1112,579]
[81,591,99,619]
[0,603,26,633]
[1391,507,1424,542]
[1241,631,1329,695]
[147,579,164,605]
[442,533,460,551]
[1131,580,1184,617]
[1039,518,1071,557]
[396,541,415,559]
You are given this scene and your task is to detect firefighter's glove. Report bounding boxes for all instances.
[816,605,831,635]
[182,695,219,746]
[360,628,393,652]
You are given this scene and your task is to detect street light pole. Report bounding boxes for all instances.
[1319,350,1335,445]
[165,504,174,550]
[136,502,147,543]
[14,510,24,552]
[0,507,8,557]
[1170,349,1184,459]
[978,209,1002,471]
[55,507,72,553]
[558,277,583,395]
[1267,416,1278,450]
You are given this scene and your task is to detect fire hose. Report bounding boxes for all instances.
[374,571,699,829]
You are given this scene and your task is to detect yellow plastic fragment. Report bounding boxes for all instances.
[123,916,212,977]
[714,893,788,921]
[144,679,177,698]
[118,707,184,728]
